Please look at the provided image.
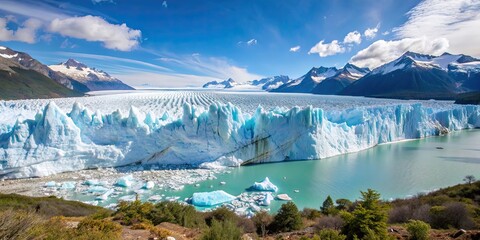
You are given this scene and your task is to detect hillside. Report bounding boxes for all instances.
[0,67,83,100]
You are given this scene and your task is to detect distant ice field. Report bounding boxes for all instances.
[0,89,454,126]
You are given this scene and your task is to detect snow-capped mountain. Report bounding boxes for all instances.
[0,46,74,89]
[340,52,464,99]
[203,78,239,89]
[49,59,134,91]
[272,67,338,93]
[312,63,370,95]
[202,76,290,90]
[0,46,83,100]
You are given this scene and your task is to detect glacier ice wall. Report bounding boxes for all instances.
[1,101,480,179]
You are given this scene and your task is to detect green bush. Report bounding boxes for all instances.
[76,218,122,239]
[114,200,154,225]
[406,220,430,240]
[271,202,303,233]
[318,228,346,240]
[201,219,243,240]
[0,210,43,240]
[150,201,205,228]
[341,189,389,240]
[302,208,322,220]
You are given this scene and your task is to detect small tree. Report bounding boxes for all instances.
[252,210,273,237]
[335,199,352,211]
[272,202,303,232]
[463,175,476,185]
[201,219,243,240]
[341,189,389,240]
[321,196,335,215]
[406,220,430,240]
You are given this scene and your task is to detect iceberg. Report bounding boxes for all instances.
[191,190,236,206]
[88,186,109,193]
[60,181,76,189]
[116,175,134,187]
[95,189,114,201]
[44,181,56,187]
[1,100,480,179]
[259,192,274,206]
[250,177,278,192]
[142,181,155,189]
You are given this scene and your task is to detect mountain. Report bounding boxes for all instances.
[311,63,370,95]
[0,46,83,91]
[49,59,134,91]
[202,76,290,90]
[339,52,462,99]
[203,78,238,89]
[0,46,83,100]
[272,67,338,93]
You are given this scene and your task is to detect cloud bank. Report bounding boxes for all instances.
[350,37,449,68]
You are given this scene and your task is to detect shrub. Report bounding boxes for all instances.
[252,210,273,237]
[150,201,205,228]
[205,206,255,233]
[341,189,389,240]
[115,200,153,225]
[302,208,322,220]
[335,199,353,211]
[76,218,122,239]
[0,209,43,239]
[388,205,412,223]
[318,228,346,240]
[271,202,303,233]
[315,215,344,231]
[429,202,475,229]
[201,219,243,240]
[406,220,430,240]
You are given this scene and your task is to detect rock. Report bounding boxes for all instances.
[166,236,176,240]
[451,229,466,238]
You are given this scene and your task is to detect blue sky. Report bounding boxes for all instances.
[0,0,479,87]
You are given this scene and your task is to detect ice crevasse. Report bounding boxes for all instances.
[0,101,480,179]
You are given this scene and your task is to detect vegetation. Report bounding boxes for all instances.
[2,177,480,239]
[406,220,430,240]
[341,189,390,240]
[0,67,83,100]
[271,201,303,232]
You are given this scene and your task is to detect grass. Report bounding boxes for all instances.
[0,193,106,218]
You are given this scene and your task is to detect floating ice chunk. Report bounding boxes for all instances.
[259,193,274,206]
[276,194,292,201]
[191,190,236,207]
[44,181,56,187]
[115,175,134,187]
[95,189,114,201]
[250,177,278,192]
[118,195,137,202]
[199,156,243,169]
[142,181,155,189]
[84,179,104,186]
[88,186,109,193]
[148,195,163,202]
[60,181,76,189]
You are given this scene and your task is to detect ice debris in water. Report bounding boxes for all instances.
[250,177,278,192]
[88,186,109,193]
[191,190,236,206]
[44,181,56,187]
[142,181,155,189]
[259,192,274,206]
[60,182,76,189]
[84,179,104,186]
[115,175,134,187]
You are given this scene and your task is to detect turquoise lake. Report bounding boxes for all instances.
[160,129,480,211]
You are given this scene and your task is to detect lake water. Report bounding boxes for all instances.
[155,129,480,211]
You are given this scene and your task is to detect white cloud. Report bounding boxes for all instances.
[0,17,42,43]
[247,39,257,46]
[350,37,449,69]
[308,40,345,57]
[116,72,220,88]
[157,53,263,83]
[92,0,114,4]
[364,26,379,39]
[343,31,362,45]
[162,1,168,8]
[289,45,301,52]
[395,0,480,57]
[48,15,141,51]
[382,31,390,36]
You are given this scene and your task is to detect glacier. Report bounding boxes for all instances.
[0,100,480,179]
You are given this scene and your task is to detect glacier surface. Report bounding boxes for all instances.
[0,96,480,179]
